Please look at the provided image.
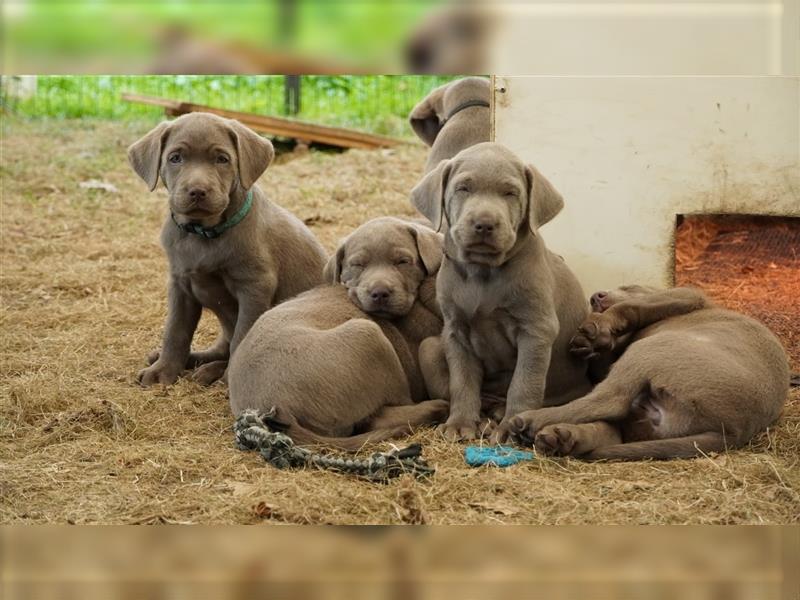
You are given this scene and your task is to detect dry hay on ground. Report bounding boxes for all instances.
[2,119,798,525]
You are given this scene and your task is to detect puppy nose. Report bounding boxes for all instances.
[188,188,207,201]
[473,219,496,235]
[370,287,392,303]
[590,291,607,306]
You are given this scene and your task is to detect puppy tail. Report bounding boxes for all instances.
[585,431,729,461]
[265,407,412,453]
[287,423,414,453]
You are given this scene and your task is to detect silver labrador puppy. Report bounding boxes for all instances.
[511,285,790,460]
[128,112,327,386]
[411,142,592,442]
[229,218,448,450]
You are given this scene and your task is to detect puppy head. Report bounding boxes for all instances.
[405,5,493,74]
[323,217,443,318]
[408,76,490,147]
[590,285,659,312]
[410,142,564,267]
[127,112,274,223]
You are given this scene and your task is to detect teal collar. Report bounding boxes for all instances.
[172,189,253,239]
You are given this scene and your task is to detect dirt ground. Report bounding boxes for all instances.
[2,119,798,524]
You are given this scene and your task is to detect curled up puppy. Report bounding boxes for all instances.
[128,112,327,386]
[228,217,448,450]
[510,286,790,460]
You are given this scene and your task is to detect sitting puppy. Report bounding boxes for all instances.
[511,286,790,460]
[409,76,491,173]
[228,217,448,450]
[411,142,592,442]
[128,112,327,386]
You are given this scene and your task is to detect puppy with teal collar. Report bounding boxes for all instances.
[128,112,326,386]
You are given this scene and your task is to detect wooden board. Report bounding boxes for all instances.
[121,93,405,150]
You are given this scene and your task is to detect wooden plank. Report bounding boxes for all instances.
[121,93,405,150]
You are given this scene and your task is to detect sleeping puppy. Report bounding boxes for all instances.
[228,217,448,450]
[409,76,491,173]
[510,286,790,460]
[128,112,327,386]
[411,142,592,443]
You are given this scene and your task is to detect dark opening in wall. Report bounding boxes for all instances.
[674,214,800,371]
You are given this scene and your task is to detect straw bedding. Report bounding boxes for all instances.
[2,120,798,524]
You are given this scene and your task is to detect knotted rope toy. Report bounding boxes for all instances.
[234,408,435,483]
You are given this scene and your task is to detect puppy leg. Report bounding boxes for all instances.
[146,334,230,368]
[585,432,727,461]
[510,370,647,444]
[438,330,485,441]
[138,280,201,386]
[187,334,230,367]
[534,422,622,457]
[365,400,450,431]
[492,327,556,443]
[230,285,275,357]
[419,336,450,400]
[571,289,709,358]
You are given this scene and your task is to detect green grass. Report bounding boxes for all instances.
[2,75,455,138]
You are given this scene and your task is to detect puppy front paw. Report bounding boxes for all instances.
[137,361,181,387]
[569,313,618,358]
[437,417,492,442]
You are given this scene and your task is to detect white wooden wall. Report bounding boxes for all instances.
[493,76,800,293]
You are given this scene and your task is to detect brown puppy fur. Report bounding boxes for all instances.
[511,286,790,460]
[405,5,496,75]
[228,218,448,450]
[411,143,592,443]
[128,112,327,386]
[409,77,491,173]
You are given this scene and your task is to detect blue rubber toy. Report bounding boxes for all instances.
[464,445,535,467]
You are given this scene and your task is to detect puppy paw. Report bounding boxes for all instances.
[508,411,546,446]
[488,418,516,444]
[437,417,491,442]
[191,360,228,386]
[137,361,181,387]
[534,425,579,456]
[146,349,161,366]
[569,313,619,358]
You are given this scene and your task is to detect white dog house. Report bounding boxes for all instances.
[491,76,799,293]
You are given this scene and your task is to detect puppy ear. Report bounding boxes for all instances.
[525,164,564,233]
[322,243,346,284]
[127,121,170,191]
[227,119,275,190]
[408,224,444,275]
[410,159,451,233]
[408,87,445,146]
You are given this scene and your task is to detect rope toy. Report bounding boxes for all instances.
[234,408,435,483]
[464,445,535,467]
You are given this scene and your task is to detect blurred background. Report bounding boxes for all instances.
[5,0,796,75]
[2,526,798,599]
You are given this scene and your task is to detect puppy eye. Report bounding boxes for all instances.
[349,263,364,269]
[395,257,412,266]
[455,185,470,193]
[168,153,182,164]
[216,155,230,164]
[504,190,518,198]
